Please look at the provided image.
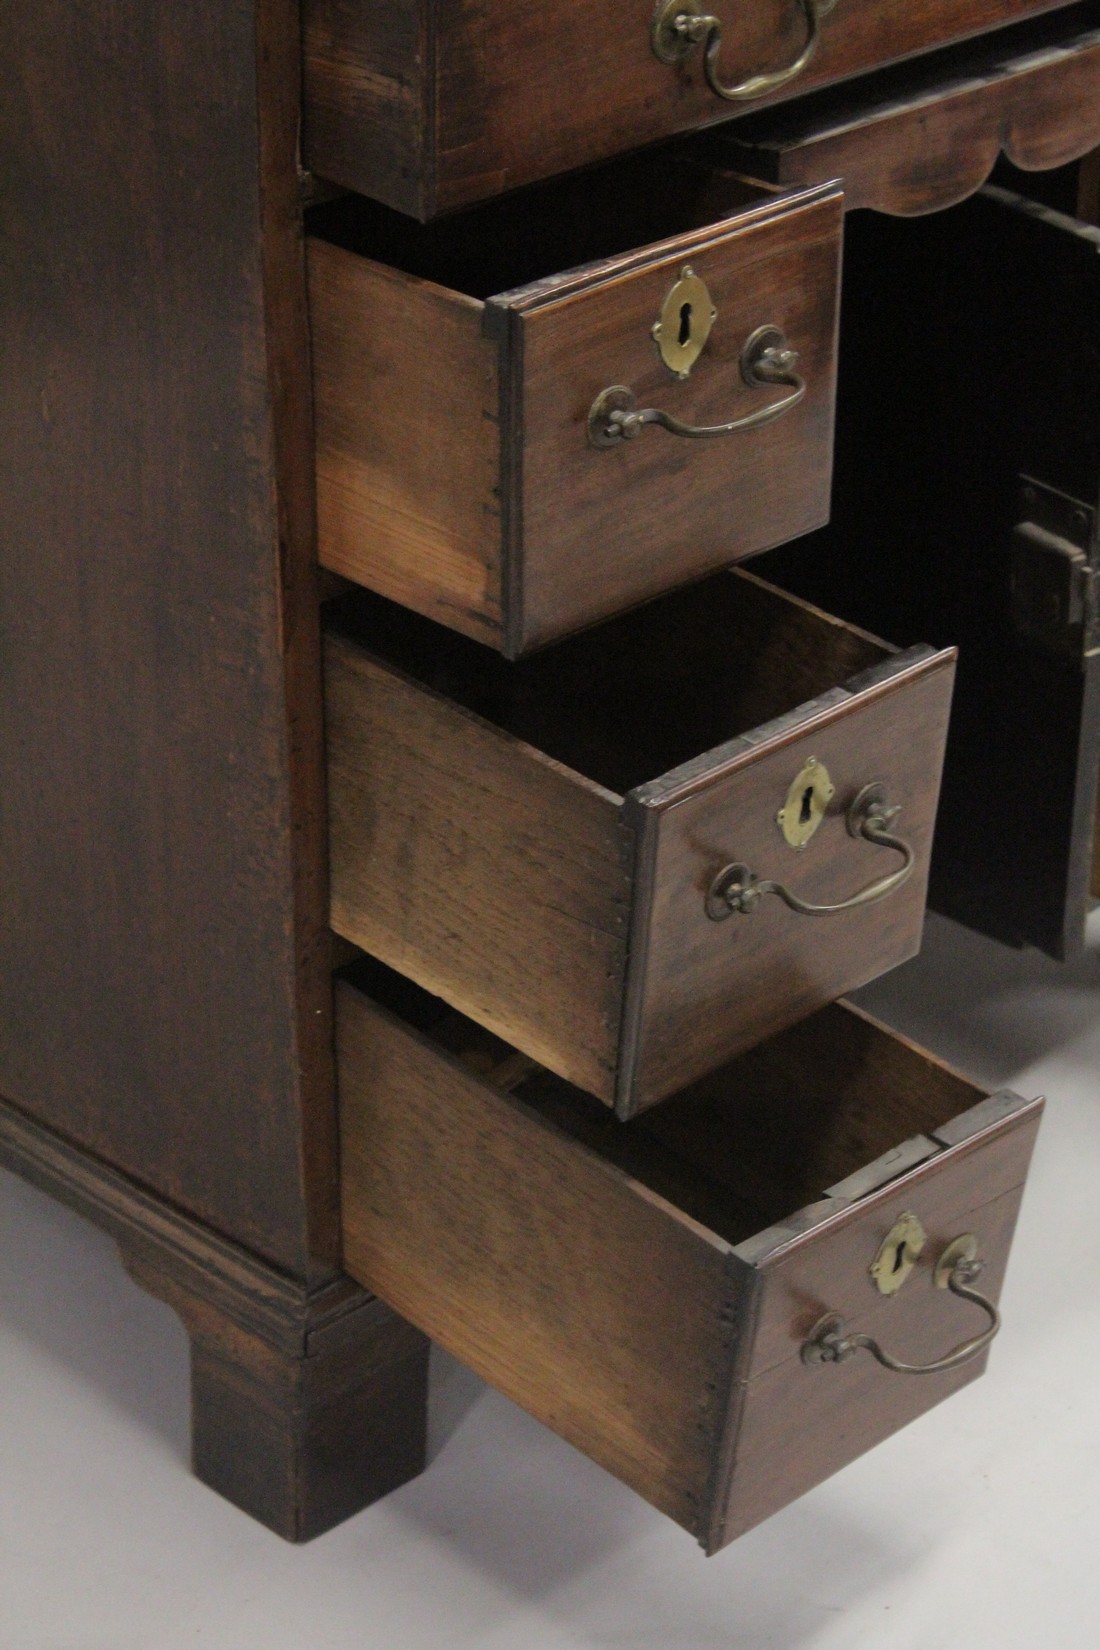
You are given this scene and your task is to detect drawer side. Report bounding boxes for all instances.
[337,984,749,1540]
[309,239,504,646]
[325,637,631,1100]
[303,0,433,218]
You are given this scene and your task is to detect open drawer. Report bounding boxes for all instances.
[325,569,955,1116]
[302,0,1070,219]
[714,5,1100,215]
[307,154,841,656]
[337,963,1044,1553]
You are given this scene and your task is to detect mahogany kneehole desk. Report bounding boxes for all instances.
[5,0,1094,1552]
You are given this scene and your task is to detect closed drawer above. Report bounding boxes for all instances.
[302,0,1070,217]
[307,158,841,657]
[714,5,1100,215]
[337,964,1044,1553]
[325,571,956,1116]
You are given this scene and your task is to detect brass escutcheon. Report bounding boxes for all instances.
[776,756,834,849]
[652,266,717,378]
[870,1211,927,1296]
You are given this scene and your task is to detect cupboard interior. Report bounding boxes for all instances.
[759,167,1100,954]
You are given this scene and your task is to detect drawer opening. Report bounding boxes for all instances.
[327,568,892,799]
[342,954,988,1249]
[307,148,769,302]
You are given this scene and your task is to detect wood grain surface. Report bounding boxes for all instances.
[717,1169,1036,1546]
[130,1253,429,1543]
[721,9,1100,215]
[0,0,338,1274]
[337,978,1042,1552]
[337,981,748,1540]
[302,0,1067,216]
[738,1097,1043,1377]
[309,240,504,645]
[325,636,633,1101]
[303,0,428,215]
[636,996,988,1226]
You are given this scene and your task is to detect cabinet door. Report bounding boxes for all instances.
[763,184,1100,958]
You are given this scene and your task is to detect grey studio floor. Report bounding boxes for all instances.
[2,910,1098,1650]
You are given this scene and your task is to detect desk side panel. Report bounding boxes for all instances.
[0,0,334,1273]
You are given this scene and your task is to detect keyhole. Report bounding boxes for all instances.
[678,301,693,347]
[799,785,815,827]
[892,1241,909,1274]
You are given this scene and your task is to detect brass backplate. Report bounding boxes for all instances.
[871,1212,927,1296]
[651,0,703,65]
[776,756,835,849]
[652,266,717,379]
[935,1232,978,1288]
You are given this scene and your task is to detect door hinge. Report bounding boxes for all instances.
[1011,477,1099,662]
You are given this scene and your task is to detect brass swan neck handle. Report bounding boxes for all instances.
[589,326,803,449]
[704,784,915,923]
[651,0,838,103]
[802,1238,1002,1377]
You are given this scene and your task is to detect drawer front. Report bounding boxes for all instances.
[715,1099,1040,1545]
[337,983,1043,1552]
[721,13,1100,216]
[310,182,842,657]
[303,0,1068,217]
[506,188,841,654]
[620,647,957,1112]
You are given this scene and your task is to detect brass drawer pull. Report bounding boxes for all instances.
[588,325,803,449]
[705,783,914,921]
[802,1237,1001,1376]
[651,0,837,103]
